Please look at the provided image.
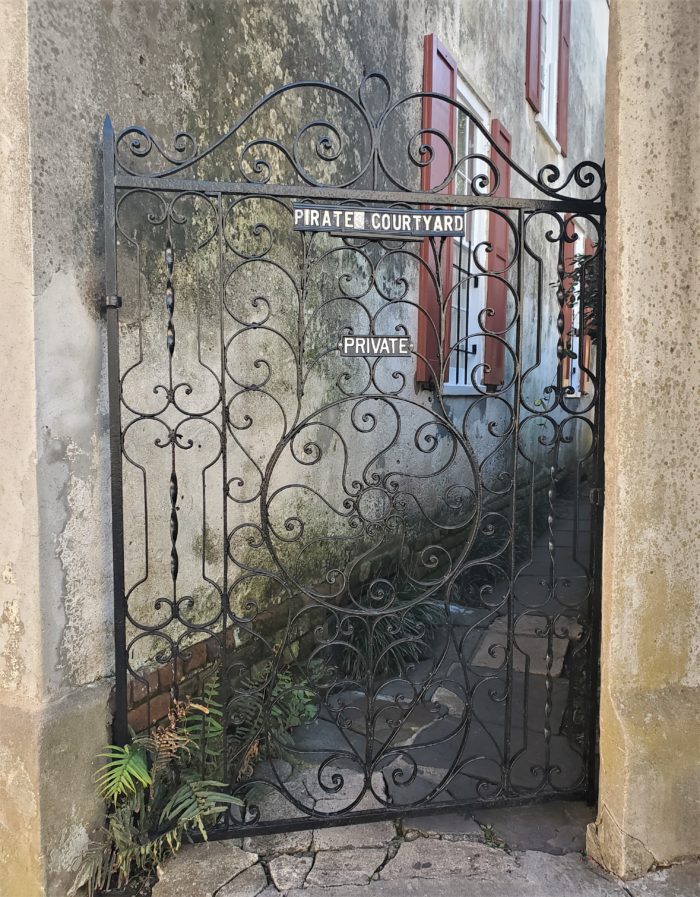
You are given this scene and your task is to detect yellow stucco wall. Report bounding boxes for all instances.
[0,1,43,893]
[587,0,700,879]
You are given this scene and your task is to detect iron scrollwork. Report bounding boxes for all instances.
[104,71,605,838]
[114,72,603,203]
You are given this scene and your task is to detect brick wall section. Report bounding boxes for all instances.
[123,634,220,732]
[114,597,322,734]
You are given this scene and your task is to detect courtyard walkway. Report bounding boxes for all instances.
[150,802,699,897]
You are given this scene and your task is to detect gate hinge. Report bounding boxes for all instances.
[589,487,604,507]
[103,294,122,309]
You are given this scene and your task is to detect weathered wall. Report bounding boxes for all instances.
[586,0,700,880]
[0,5,113,895]
[0,4,43,893]
[0,1,606,894]
[110,0,608,691]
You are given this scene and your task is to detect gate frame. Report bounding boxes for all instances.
[102,74,606,838]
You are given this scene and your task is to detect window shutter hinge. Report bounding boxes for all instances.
[589,487,604,507]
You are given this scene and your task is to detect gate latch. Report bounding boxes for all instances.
[589,487,604,507]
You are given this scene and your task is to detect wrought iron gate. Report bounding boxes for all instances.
[104,73,605,838]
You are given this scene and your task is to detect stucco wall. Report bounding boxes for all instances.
[0,1,606,894]
[107,0,607,686]
[0,4,43,892]
[586,0,700,879]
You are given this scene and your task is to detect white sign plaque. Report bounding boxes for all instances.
[293,203,465,238]
[339,335,412,357]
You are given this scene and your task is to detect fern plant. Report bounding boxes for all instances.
[228,660,321,781]
[184,678,225,780]
[71,691,241,896]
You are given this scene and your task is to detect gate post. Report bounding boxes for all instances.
[587,0,700,879]
[0,5,112,896]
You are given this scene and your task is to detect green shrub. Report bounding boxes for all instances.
[71,685,241,896]
[334,599,444,681]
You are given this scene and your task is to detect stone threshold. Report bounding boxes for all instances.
[142,802,699,897]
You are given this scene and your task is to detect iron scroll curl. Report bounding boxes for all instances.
[114,72,604,204]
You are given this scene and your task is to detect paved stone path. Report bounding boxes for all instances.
[150,803,700,897]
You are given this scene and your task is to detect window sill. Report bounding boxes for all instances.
[535,115,562,155]
[442,383,482,398]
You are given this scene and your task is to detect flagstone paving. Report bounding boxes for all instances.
[150,802,700,897]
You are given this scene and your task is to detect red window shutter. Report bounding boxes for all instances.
[561,214,576,384]
[557,0,571,156]
[482,120,512,389]
[416,34,456,386]
[579,235,595,392]
[526,0,542,112]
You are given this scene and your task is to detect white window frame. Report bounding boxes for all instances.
[444,76,490,396]
[537,0,560,146]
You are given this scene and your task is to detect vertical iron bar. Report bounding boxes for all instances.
[164,235,179,701]
[438,236,448,392]
[218,193,230,783]
[104,115,128,747]
[503,209,524,793]
[465,237,472,387]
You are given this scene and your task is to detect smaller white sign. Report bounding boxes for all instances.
[339,335,412,357]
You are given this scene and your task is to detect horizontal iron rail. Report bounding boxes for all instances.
[113,173,603,214]
[199,790,591,841]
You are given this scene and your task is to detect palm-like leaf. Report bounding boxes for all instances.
[159,778,242,829]
[76,662,315,895]
[95,744,151,804]
[68,842,113,897]
[185,679,225,778]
